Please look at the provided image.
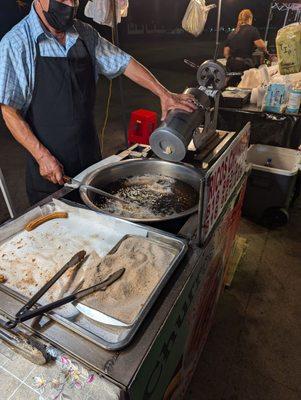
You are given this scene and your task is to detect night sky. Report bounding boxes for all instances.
[0,0,293,41]
[127,0,289,31]
[206,0,272,28]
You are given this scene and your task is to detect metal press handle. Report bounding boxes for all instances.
[0,169,16,219]
[184,59,200,70]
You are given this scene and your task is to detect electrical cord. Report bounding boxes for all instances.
[99,29,115,152]
[100,79,113,151]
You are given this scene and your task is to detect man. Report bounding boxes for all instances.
[0,0,196,205]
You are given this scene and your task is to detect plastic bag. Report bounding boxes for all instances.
[276,23,301,75]
[238,68,263,89]
[119,0,129,18]
[182,0,216,37]
[262,83,289,113]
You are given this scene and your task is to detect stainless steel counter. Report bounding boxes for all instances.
[0,126,250,399]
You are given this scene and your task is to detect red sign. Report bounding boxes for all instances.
[201,124,250,243]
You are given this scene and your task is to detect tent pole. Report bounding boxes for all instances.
[112,0,128,147]
[283,7,290,27]
[264,2,273,43]
[214,0,222,60]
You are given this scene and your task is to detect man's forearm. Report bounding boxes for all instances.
[1,105,48,162]
[123,58,168,98]
[254,39,269,56]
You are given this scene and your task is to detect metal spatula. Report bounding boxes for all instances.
[64,176,132,206]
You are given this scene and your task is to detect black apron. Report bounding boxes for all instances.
[25,37,101,205]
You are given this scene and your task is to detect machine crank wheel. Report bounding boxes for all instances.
[197,60,227,90]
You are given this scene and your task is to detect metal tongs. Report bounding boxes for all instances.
[5,251,125,329]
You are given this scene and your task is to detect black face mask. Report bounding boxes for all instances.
[42,0,77,32]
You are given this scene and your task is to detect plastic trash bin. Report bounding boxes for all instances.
[242,145,301,228]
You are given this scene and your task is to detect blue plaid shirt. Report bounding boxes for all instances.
[0,4,131,115]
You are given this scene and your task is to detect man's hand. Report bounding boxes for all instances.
[160,91,197,121]
[37,152,64,185]
[123,60,197,120]
[1,105,65,185]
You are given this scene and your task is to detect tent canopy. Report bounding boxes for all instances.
[276,1,300,4]
[264,1,301,41]
[271,1,301,11]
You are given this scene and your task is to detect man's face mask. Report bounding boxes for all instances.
[42,0,78,32]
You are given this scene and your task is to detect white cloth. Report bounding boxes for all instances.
[238,68,264,89]
[85,0,129,28]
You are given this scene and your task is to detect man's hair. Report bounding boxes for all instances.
[17,0,26,6]
[236,9,253,32]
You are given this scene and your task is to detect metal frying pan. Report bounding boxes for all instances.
[80,159,202,223]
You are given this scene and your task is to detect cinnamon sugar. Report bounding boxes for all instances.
[75,236,176,325]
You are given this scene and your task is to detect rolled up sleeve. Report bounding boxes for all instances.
[93,32,131,79]
[0,37,29,111]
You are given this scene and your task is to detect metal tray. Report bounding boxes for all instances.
[0,200,188,350]
[75,234,181,328]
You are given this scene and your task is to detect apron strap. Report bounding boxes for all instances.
[78,36,96,72]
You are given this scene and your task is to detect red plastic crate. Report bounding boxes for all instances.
[128,109,158,145]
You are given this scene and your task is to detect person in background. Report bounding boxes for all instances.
[224,9,271,73]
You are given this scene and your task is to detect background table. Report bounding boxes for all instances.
[219,104,301,149]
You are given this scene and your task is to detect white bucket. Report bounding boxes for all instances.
[247,145,301,176]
